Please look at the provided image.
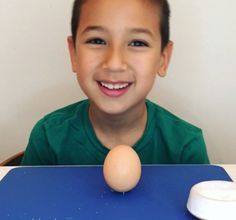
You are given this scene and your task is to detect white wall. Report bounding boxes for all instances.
[1,0,235,164]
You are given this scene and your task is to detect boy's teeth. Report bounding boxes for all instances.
[101,82,129,90]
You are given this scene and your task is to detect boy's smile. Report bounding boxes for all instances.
[99,81,132,97]
[68,0,173,116]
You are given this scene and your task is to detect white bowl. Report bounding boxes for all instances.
[187,180,236,220]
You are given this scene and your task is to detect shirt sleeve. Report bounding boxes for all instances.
[180,131,210,164]
[21,119,57,165]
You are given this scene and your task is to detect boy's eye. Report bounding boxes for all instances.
[86,38,106,45]
[129,40,149,47]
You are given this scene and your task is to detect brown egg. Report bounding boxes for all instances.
[103,144,141,193]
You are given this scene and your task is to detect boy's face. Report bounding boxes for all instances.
[68,0,173,115]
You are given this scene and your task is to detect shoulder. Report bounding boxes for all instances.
[146,100,209,163]
[22,100,90,165]
[31,99,89,136]
[146,99,202,137]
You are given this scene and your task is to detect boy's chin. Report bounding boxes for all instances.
[90,101,133,116]
[95,100,147,120]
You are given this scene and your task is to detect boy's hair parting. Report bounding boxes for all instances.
[71,0,170,51]
[154,0,170,50]
[71,0,85,45]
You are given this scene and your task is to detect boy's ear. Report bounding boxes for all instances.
[157,41,173,77]
[67,36,77,73]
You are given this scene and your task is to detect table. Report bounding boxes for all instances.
[0,165,235,220]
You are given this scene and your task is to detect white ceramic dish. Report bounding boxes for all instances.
[187,180,236,220]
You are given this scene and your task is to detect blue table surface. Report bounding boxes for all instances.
[0,165,232,220]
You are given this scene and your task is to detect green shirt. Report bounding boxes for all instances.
[21,99,209,165]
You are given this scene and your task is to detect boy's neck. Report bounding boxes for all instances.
[89,102,147,149]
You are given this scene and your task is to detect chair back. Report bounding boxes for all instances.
[0,151,24,166]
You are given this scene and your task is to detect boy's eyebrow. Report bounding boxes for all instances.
[81,26,107,34]
[81,26,155,39]
[128,28,155,39]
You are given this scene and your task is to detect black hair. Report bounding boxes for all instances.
[71,0,170,51]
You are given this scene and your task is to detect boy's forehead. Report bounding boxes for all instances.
[81,0,160,16]
[78,0,161,33]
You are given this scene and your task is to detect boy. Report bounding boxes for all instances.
[21,0,209,165]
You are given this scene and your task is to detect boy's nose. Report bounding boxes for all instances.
[102,47,127,72]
